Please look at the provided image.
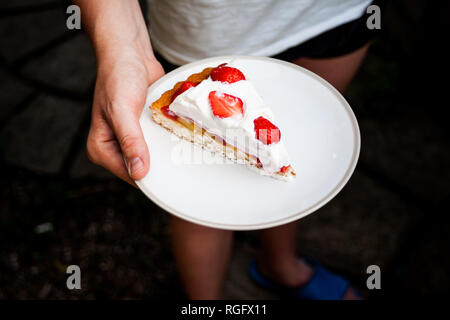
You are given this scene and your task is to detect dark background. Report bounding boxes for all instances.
[1,0,449,299]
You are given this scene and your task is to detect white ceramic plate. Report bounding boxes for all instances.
[137,56,360,230]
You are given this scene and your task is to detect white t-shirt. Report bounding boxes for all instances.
[147,0,372,65]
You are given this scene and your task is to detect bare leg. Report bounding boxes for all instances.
[293,43,370,94]
[257,222,314,287]
[258,44,371,300]
[170,216,233,299]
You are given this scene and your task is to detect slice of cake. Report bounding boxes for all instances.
[150,60,296,181]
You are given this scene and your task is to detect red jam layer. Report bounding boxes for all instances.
[161,105,178,121]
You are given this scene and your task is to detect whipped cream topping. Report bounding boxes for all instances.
[169,64,290,174]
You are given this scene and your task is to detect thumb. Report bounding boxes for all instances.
[109,105,150,180]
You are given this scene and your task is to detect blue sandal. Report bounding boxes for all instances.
[248,258,359,300]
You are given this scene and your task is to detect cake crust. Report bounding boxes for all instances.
[151,67,214,113]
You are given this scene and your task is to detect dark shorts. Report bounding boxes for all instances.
[155,1,383,73]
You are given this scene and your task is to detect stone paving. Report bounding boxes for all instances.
[0,0,449,299]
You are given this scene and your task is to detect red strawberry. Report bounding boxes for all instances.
[208,91,244,118]
[256,158,263,168]
[253,116,281,145]
[161,105,178,121]
[172,81,199,102]
[210,65,246,83]
[280,165,291,173]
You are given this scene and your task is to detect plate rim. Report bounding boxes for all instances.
[136,55,361,230]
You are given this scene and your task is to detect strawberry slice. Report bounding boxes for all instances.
[256,158,263,168]
[210,65,246,83]
[280,165,291,173]
[253,116,281,145]
[208,91,244,118]
[171,81,199,102]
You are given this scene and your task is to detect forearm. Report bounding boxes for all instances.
[74,0,155,66]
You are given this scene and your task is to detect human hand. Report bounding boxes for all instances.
[87,46,165,186]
